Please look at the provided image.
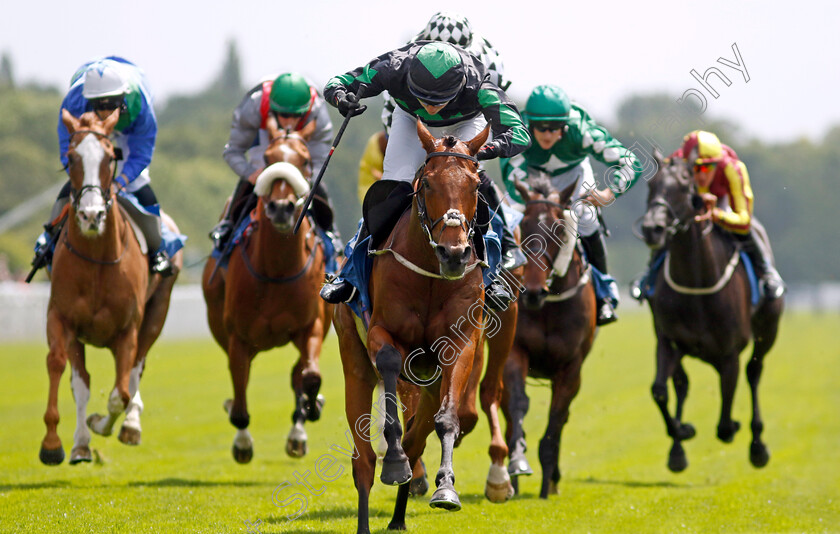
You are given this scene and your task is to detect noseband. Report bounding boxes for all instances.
[414,151,479,250]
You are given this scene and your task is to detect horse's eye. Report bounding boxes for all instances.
[422,178,430,189]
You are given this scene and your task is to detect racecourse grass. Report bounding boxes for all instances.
[1,311,838,533]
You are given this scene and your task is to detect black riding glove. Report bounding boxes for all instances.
[476,142,500,161]
[335,90,367,118]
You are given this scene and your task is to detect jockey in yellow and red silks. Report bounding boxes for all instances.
[661,130,784,299]
[670,130,754,234]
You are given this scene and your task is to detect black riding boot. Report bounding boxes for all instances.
[319,223,368,304]
[580,232,617,326]
[134,185,174,277]
[736,229,785,299]
[478,172,526,270]
[210,180,255,251]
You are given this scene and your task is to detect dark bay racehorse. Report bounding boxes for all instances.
[640,151,783,471]
[501,178,597,497]
[202,119,332,462]
[40,109,182,465]
[333,121,489,533]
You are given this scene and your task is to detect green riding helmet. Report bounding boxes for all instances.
[269,73,312,115]
[524,84,572,123]
[407,42,466,104]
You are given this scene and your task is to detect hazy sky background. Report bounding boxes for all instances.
[2,0,837,143]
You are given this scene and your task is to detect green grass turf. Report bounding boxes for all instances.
[1,311,838,533]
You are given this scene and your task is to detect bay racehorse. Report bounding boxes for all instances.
[333,121,490,533]
[40,109,182,465]
[501,177,597,497]
[202,118,332,463]
[640,150,783,471]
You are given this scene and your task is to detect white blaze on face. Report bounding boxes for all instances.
[75,134,108,232]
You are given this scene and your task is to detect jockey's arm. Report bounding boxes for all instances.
[476,85,531,160]
[223,93,264,179]
[579,119,643,199]
[119,103,156,188]
[714,160,754,233]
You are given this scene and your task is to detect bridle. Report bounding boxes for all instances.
[414,150,479,251]
[66,129,119,213]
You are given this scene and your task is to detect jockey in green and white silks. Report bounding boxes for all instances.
[319,41,531,310]
[500,85,643,325]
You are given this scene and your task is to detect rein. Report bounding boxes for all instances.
[240,222,320,284]
[370,149,484,280]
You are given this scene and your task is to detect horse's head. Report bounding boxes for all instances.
[515,176,576,310]
[253,162,310,232]
[263,116,315,178]
[415,120,488,279]
[641,149,704,249]
[61,108,119,236]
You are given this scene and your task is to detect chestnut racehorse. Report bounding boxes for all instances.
[202,119,332,463]
[640,151,783,471]
[40,109,182,465]
[333,121,490,533]
[501,178,597,497]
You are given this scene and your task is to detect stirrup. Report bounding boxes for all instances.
[629,275,645,302]
[761,275,785,300]
[485,281,513,311]
[209,220,232,245]
[151,251,174,277]
[596,300,618,326]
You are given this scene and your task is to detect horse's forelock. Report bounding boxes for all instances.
[442,135,458,148]
[529,175,553,198]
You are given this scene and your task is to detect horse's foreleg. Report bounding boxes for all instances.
[68,344,93,464]
[227,336,256,463]
[374,343,412,486]
[40,316,71,465]
[746,308,780,468]
[651,336,691,472]
[119,359,145,446]
[481,314,515,503]
[504,346,532,491]
[87,330,137,438]
[538,366,581,498]
[396,380,428,495]
[716,354,741,443]
[390,390,438,530]
[286,322,325,458]
[455,336,483,445]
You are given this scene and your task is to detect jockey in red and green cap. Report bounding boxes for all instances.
[212,72,343,267]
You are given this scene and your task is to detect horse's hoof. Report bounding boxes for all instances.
[39,445,65,466]
[380,458,412,486]
[668,444,688,473]
[510,476,520,495]
[429,487,461,511]
[286,437,307,458]
[69,445,92,465]
[677,422,696,441]
[485,480,514,503]
[387,520,407,531]
[717,421,741,443]
[508,458,533,477]
[86,414,113,437]
[409,473,429,497]
[118,425,142,446]
[547,480,559,495]
[232,444,253,464]
[750,442,770,468]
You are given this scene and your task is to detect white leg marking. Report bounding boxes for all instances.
[71,368,91,448]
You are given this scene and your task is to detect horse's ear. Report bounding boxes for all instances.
[558,181,576,206]
[467,124,491,157]
[266,114,281,140]
[61,108,80,133]
[299,119,317,141]
[416,119,436,153]
[513,179,530,203]
[101,109,119,134]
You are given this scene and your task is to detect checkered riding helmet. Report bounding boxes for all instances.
[416,11,473,48]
